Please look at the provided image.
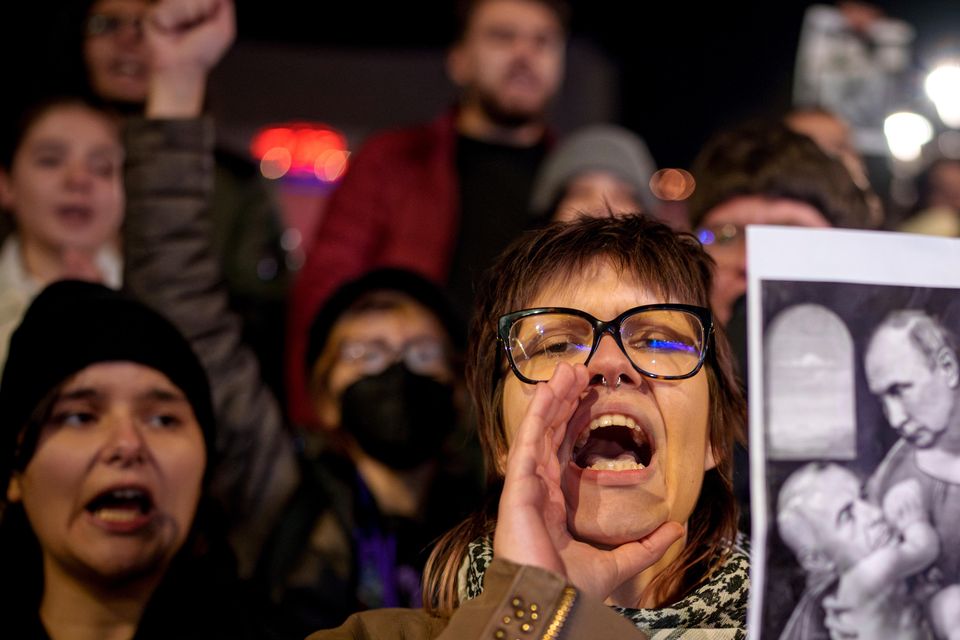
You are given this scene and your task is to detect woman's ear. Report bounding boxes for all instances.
[494,449,508,476]
[446,45,469,89]
[313,391,340,431]
[704,439,717,471]
[937,346,960,389]
[7,474,22,503]
[308,356,341,430]
[0,168,14,210]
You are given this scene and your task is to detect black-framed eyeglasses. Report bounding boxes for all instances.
[86,13,144,38]
[498,304,713,385]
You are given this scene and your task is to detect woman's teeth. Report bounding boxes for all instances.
[587,454,646,471]
[114,61,146,77]
[589,414,637,431]
[94,508,141,522]
[573,414,652,471]
[575,414,642,448]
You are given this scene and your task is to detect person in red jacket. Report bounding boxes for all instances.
[287,0,570,426]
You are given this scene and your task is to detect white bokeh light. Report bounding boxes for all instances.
[926,64,960,128]
[884,112,934,162]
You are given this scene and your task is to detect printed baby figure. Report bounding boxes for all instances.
[778,463,960,640]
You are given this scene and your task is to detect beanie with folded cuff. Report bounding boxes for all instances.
[0,280,215,485]
[529,124,658,218]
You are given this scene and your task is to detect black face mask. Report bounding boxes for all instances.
[339,363,456,470]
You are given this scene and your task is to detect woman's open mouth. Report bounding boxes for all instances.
[56,205,95,228]
[109,58,147,81]
[572,414,653,471]
[85,486,155,531]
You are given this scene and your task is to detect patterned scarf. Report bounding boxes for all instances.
[458,534,750,640]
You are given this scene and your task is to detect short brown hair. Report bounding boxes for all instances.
[424,214,745,612]
[453,0,571,42]
[0,95,116,171]
[687,120,872,230]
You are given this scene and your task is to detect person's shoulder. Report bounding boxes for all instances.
[712,535,751,603]
[0,236,33,320]
[213,146,260,181]
[306,608,448,640]
[732,530,751,558]
[356,112,454,161]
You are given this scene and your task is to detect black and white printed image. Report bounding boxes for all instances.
[757,279,960,640]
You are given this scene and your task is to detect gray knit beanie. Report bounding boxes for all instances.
[529,124,658,217]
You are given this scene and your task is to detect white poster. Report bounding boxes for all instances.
[747,226,960,639]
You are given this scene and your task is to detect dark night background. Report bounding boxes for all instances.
[3,1,958,168]
[230,0,960,167]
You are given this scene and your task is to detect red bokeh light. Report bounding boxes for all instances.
[251,123,349,182]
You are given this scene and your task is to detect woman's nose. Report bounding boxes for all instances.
[64,162,94,191]
[102,414,146,466]
[587,333,638,389]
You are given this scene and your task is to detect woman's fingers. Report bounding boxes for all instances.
[510,364,577,455]
[550,364,588,451]
[499,363,589,575]
[607,522,685,583]
[505,383,557,475]
[149,0,228,33]
[147,0,235,62]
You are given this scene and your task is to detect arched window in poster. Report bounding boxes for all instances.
[765,303,856,460]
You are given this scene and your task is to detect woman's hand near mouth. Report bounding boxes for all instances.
[494,362,684,601]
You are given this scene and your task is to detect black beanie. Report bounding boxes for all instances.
[304,268,465,377]
[0,281,215,484]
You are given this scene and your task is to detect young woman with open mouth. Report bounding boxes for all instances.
[0,281,261,639]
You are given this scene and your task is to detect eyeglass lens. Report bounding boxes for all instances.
[87,14,144,37]
[507,309,704,382]
[340,338,447,376]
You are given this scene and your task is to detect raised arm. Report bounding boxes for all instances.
[122,0,298,577]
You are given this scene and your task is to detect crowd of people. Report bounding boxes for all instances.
[2,0,958,638]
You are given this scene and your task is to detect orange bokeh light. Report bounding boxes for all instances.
[650,168,696,201]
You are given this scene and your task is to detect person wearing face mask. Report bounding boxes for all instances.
[254,268,482,637]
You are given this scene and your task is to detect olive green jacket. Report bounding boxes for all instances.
[308,559,648,640]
